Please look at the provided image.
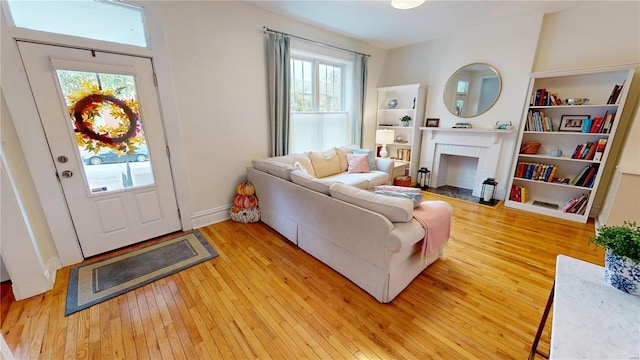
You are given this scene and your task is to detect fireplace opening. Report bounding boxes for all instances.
[426,154,482,203]
[437,154,479,190]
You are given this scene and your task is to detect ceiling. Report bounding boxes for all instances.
[244,1,585,50]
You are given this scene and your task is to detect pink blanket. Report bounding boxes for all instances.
[413,201,452,263]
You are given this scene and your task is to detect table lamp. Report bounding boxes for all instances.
[376,129,395,158]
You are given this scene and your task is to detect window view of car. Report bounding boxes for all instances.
[82,146,149,165]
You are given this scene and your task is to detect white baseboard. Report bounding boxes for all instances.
[190,205,231,229]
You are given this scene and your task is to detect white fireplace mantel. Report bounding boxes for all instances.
[420,127,514,144]
[419,128,513,198]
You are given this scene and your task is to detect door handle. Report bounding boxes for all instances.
[61,170,73,178]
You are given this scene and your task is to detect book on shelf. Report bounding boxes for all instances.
[534,88,545,106]
[509,185,529,203]
[532,88,563,107]
[607,82,624,104]
[599,112,615,133]
[525,110,553,131]
[515,162,558,182]
[571,142,598,160]
[593,138,608,161]
[589,115,605,133]
[570,164,598,187]
[562,194,589,214]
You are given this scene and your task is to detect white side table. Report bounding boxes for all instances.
[530,255,640,359]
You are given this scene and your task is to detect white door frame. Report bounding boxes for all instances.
[1,2,192,267]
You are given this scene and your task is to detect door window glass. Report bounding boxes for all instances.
[56,69,156,194]
[7,0,147,47]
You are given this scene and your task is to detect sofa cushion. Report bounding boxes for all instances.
[309,149,343,178]
[352,148,377,171]
[292,154,316,177]
[374,190,423,208]
[346,153,370,173]
[329,183,413,223]
[290,170,334,195]
[324,171,389,189]
[251,159,295,181]
[374,185,421,193]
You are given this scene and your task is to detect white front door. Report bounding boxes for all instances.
[18,42,181,257]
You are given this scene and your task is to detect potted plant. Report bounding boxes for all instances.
[400,115,412,127]
[589,221,640,296]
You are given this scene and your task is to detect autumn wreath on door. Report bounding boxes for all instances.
[67,81,145,155]
[231,182,260,223]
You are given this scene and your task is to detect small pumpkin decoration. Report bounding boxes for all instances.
[230,181,260,223]
[236,182,255,196]
[233,194,258,209]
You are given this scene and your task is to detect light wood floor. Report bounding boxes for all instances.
[1,192,603,359]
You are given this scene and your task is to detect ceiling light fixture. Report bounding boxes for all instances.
[391,0,425,10]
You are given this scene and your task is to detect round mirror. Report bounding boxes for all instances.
[443,63,501,118]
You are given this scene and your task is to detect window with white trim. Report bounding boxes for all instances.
[289,41,358,154]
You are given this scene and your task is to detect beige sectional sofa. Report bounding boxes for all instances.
[247,146,450,303]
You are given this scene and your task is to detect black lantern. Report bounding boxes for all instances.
[479,177,498,206]
[416,167,431,189]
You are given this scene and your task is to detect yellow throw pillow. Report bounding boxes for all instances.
[309,149,343,178]
[292,154,316,177]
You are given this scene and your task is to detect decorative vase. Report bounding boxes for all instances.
[402,121,410,127]
[604,249,640,296]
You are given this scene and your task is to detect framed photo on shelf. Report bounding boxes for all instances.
[425,118,440,127]
[559,115,590,132]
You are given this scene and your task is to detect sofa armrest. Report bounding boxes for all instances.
[375,157,394,183]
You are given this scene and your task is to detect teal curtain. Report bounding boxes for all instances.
[266,32,290,156]
[354,54,368,147]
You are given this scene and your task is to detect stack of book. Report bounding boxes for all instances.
[561,194,589,214]
[525,110,554,131]
[515,162,558,182]
[530,89,563,106]
[570,164,598,188]
[571,142,597,160]
[571,139,608,161]
[509,185,528,203]
[586,111,615,134]
[607,83,624,104]
[593,139,608,161]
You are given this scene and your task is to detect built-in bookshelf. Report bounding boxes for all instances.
[376,84,426,179]
[505,65,636,223]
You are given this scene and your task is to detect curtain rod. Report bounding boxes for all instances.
[263,26,370,58]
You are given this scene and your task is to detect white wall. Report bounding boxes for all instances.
[156,1,386,226]
[381,15,543,199]
[1,93,60,298]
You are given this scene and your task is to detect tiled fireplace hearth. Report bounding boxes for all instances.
[419,129,512,198]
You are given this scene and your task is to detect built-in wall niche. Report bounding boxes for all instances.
[437,155,478,190]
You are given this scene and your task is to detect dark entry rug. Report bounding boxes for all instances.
[65,230,217,316]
